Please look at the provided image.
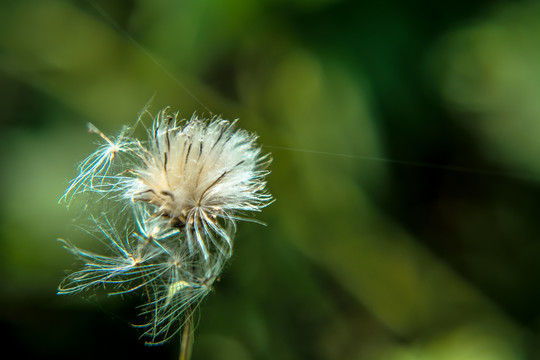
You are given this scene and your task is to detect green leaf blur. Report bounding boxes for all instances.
[1,0,539,359]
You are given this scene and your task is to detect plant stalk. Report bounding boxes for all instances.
[179,306,193,360]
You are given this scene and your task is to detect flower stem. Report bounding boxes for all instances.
[179,307,193,360]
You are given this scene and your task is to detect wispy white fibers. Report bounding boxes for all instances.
[59,123,138,204]
[125,109,272,259]
[58,108,272,345]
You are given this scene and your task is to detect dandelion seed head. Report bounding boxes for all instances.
[58,107,272,345]
[126,109,272,257]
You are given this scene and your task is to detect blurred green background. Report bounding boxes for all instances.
[2,0,540,359]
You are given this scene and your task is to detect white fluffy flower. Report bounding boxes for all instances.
[125,109,272,260]
[58,108,272,345]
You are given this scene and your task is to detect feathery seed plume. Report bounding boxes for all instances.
[58,108,272,347]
